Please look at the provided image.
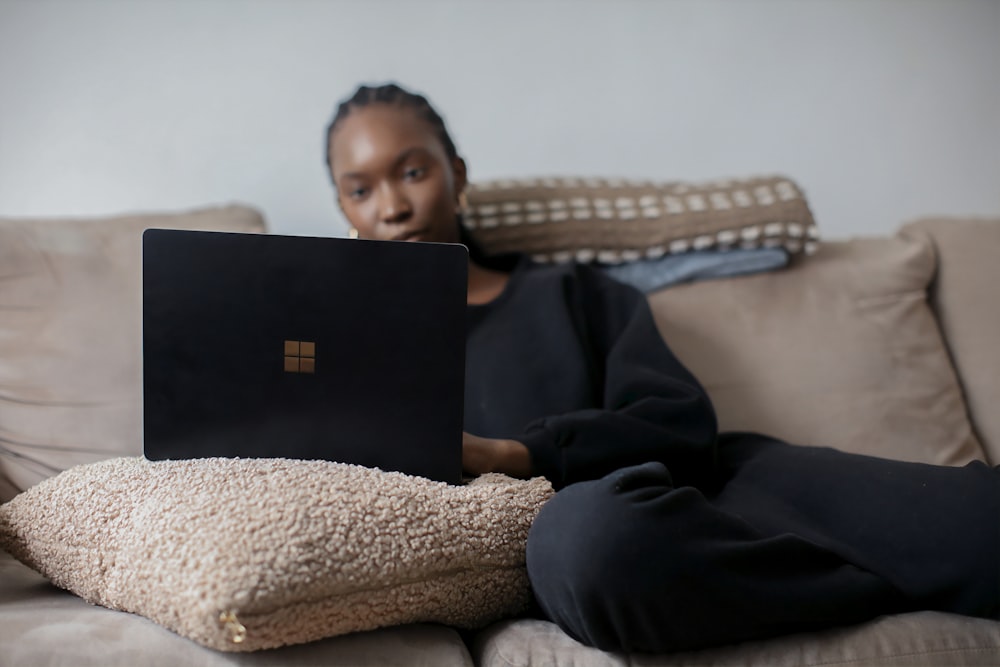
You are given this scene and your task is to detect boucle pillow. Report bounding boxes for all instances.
[464,175,818,263]
[0,205,266,501]
[0,456,553,652]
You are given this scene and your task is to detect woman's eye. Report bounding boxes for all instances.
[349,187,368,200]
[403,166,426,180]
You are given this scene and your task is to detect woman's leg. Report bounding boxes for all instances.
[526,438,1000,653]
[712,434,1000,617]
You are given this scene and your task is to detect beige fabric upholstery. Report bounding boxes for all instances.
[465,175,817,263]
[900,217,1000,465]
[0,552,475,667]
[0,457,553,652]
[648,235,985,465]
[473,616,1000,667]
[0,205,267,501]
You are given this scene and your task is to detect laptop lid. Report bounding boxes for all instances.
[142,229,467,484]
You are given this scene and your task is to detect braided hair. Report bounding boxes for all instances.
[324,82,459,171]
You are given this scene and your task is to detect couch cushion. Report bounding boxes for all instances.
[648,234,984,465]
[900,217,1000,465]
[0,205,266,501]
[0,552,475,667]
[465,175,818,263]
[473,615,1000,667]
[0,456,552,652]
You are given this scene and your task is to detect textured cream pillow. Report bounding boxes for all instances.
[0,205,266,501]
[649,233,985,466]
[0,457,553,652]
[465,175,818,263]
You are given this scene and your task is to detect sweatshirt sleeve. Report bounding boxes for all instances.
[517,265,718,489]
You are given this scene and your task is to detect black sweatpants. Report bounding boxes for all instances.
[525,433,1000,653]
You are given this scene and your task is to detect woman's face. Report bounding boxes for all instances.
[329,104,466,244]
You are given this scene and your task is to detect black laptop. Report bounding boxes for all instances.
[141,229,468,484]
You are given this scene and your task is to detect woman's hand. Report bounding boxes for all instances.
[462,432,533,478]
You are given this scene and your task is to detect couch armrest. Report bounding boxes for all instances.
[900,217,1000,465]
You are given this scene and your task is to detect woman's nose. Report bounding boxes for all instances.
[377,184,412,223]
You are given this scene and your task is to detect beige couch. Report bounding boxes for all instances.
[2,203,999,666]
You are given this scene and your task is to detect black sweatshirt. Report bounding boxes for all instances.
[464,257,719,490]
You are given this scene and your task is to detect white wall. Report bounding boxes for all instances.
[1,0,997,239]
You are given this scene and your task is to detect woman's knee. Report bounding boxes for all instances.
[527,462,680,584]
[525,463,712,651]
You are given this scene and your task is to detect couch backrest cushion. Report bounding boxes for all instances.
[648,234,985,466]
[0,205,267,502]
[901,217,1000,465]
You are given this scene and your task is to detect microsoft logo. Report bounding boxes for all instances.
[284,340,316,374]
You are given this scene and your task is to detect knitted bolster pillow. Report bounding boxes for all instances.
[464,174,819,264]
[0,457,553,652]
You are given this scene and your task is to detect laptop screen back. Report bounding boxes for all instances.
[142,229,467,484]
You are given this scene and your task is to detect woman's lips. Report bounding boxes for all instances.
[394,230,426,242]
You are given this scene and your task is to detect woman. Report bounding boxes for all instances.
[325,83,999,653]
